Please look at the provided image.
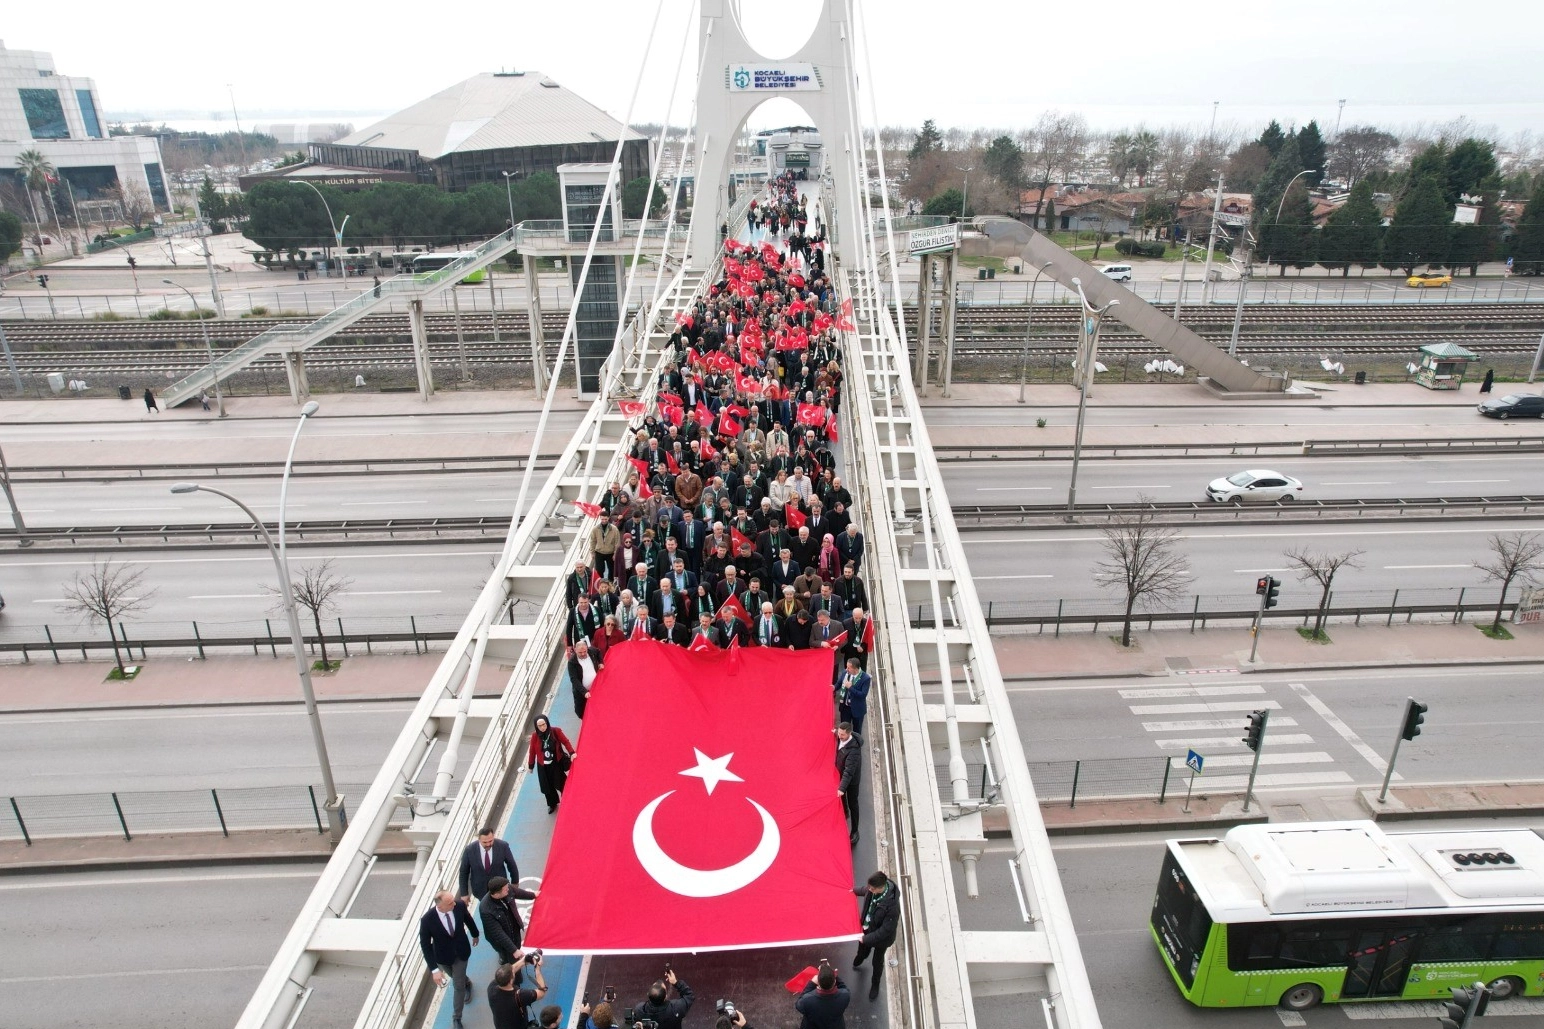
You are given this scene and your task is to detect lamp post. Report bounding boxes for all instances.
[960,165,974,220]
[1232,168,1312,355]
[501,171,518,232]
[297,180,349,286]
[163,279,225,417]
[1260,168,1313,282]
[170,401,346,843]
[1065,277,1118,521]
[1018,260,1053,403]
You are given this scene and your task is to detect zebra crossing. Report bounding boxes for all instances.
[1119,681,1354,791]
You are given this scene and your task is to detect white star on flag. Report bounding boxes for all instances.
[679,748,744,795]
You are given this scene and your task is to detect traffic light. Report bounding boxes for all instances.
[127,255,136,268]
[36,274,48,289]
[1439,984,1489,1028]
[1401,698,1428,741]
[1256,576,1269,596]
[1264,576,1281,609]
[1243,709,1269,752]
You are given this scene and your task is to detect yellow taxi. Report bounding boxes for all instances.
[1406,272,1453,287]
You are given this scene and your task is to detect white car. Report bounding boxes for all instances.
[1206,470,1304,503]
[1098,263,1133,282]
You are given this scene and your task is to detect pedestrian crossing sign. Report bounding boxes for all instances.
[1186,750,1204,774]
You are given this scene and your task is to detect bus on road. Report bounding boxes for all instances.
[410,252,486,283]
[1152,821,1544,1011]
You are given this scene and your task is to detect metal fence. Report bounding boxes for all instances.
[915,585,1517,635]
[0,612,486,663]
[882,276,1544,308]
[1,782,395,843]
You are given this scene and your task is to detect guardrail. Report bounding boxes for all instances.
[1,782,390,843]
[0,612,471,663]
[954,494,1544,527]
[0,514,527,548]
[935,435,1544,461]
[4,454,564,483]
[915,586,1512,636]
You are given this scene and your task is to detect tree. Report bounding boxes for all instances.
[1448,174,1502,275]
[908,120,944,163]
[621,176,666,219]
[1257,120,1287,158]
[265,559,354,671]
[1041,196,1056,233]
[106,180,155,231]
[1329,126,1398,186]
[1475,533,1544,633]
[1443,138,1498,207]
[1225,143,1273,195]
[14,148,55,238]
[59,560,157,675]
[1297,121,1327,186]
[1026,112,1089,228]
[1381,175,1451,274]
[1259,182,1316,274]
[1253,135,1305,234]
[1283,548,1364,640]
[981,135,1024,189]
[1511,177,1544,275]
[0,210,22,265]
[1319,180,1384,276]
[1130,130,1160,187]
[1092,500,1193,648]
[1106,133,1134,186]
[922,188,969,219]
[197,174,224,222]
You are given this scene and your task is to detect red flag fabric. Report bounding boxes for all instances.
[688,635,717,653]
[718,592,751,627]
[700,436,718,460]
[797,403,826,426]
[822,629,849,651]
[786,966,820,993]
[861,616,875,653]
[630,619,653,642]
[628,456,650,481]
[665,451,681,475]
[782,505,806,530]
[618,400,646,418]
[523,642,858,953]
[658,391,683,408]
[573,501,603,519]
[694,401,712,426]
[717,413,743,438]
[661,404,684,428]
[840,298,854,316]
[730,527,753,553]
[825,413,840,443]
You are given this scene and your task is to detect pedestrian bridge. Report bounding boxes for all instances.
[236,4,1131,1028]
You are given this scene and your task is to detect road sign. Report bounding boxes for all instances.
[907,223,959,256]
[1186,750,1204,774]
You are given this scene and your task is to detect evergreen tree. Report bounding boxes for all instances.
[1444,138,1499,207]
[1448,174,1502,275]
[1319,180,1384,277]
[1297,121,1327,186]
[982,134,1024,188]
[922,188,969,219]
[1405,142,1449,196]
[1259,182,1315,274]
[1041,196,1057,233]
[1381,175,1451,274]
[1509,177,1544,275]
[197,175,224,222]
[909,120,944,163]
[1252,135,1305,236]
[1258,120,1287,157]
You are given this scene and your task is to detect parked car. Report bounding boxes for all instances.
[1406,272,1453,288]
[1477,393,1544,419]
[1206,470,1305,503]
[1098,263,1133,282]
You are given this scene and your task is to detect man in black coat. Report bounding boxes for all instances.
[653,611,692,647]
[835,722,862,845]
[478,874,538,963]
[567,640,604,719]
[636,968,695,1029]
[794,966,851,1029]
[852,870,901,1000]
[419,891,480,1029]
[459,827,520,903]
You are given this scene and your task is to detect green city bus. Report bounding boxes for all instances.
[1151,821,1544,1010]
[411,252,487,284]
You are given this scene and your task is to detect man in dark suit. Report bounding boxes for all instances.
[770,548,800,593]
[712,608,747,648]
[835,722,863,845]
[419,890,480,1028]
[653,611,692,646]
[750,601,783,647]
[678,509,706,575]
[649,578,690,621]
[459,827,520,903]
[836,522,865,572]
[568,640,603,719]
[852,870,901,1001]
[478,875,537,964]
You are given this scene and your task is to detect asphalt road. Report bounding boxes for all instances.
[923,400,1544,430]
[0,409,583,446]
[1002,663,1544,794]
[0,863,405,1029]
[0,700,415,795]
[943,451,1544,507]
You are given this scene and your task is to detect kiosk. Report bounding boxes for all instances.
[1414,341,1476,390]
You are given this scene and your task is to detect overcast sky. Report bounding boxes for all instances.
[6,1,1542,140]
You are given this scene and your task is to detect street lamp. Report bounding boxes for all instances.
[1232,167,1313,355]
[169,401,346,843]
[1260,168,1313,282]
[0,443,31,547]
[1018,260,1054,403]
[1065,277,1118,521]
[296,180,350,286]
[960,165,974,220]
[501,171,518,233]
[163,279,225,417]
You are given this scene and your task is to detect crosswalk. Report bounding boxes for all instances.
[1118,682,1354,791]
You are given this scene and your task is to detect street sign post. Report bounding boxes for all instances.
[1182,749,1204,813]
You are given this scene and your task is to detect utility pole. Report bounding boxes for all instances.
[1335,99,1347,137]
[1200,173,1225,306]
[1174,229,1192,324]
[1528,329,1543,384]
[228,84,249,176]
[1228,220,1253,357]
[1065,277,1117,521]
[190,192,226,317]
[0,321,22,393]
[0,443,32,547]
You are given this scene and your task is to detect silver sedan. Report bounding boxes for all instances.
[1205,470,1305,503]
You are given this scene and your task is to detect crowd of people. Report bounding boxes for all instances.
[420,174,898,1029]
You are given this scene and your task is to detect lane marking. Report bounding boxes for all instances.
[966,525,1544,545]
[339,500,429,506]
[1319,481,1391,486]
[1155,734,1315,750]
[344,589,443,596]
[1428,479,1509,484]
[975,574,1053,580]
[1384,564,1471,569]
[1232,567,1288,573]
[1142,716,1300,732]
[975,486,1051,492]
[187,593,265,599]
[0,550,501,568]
[1175,770,1352,789]
[0,867,408,891]
[1091,484,1170,490]
[1289,681,1395,778]
[1129,700,1282,715]
[1118,685,1263,698]
[0,964,270,984]
[1170,751,1334,769]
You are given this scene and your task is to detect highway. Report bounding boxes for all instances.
[922,399,1544,431]
[0,863,407,1029]
[0,701,415,795]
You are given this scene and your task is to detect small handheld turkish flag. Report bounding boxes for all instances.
[718,592,752,626]
[523,644,859,953]
[572,500,603,518]
[782,505,806,530]
[730,527,753,553]
[618,399,646,418]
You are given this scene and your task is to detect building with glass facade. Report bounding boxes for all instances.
[0,40,169,227]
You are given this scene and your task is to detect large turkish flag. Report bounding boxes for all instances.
[523,640,860,953]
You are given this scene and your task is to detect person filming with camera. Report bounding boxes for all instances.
[635,966,694,1029]
[794,960,850,1029]
[487,950,547,1029]
[714,1000,752,1029]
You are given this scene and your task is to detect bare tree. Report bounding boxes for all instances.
[1474,532,1544,633]
[59,560,157,675]
[105,181,154,230]
[1328,127,1399,186]
[1093,501,1193,648]
[264,559,354,671]
[1284,548,1365,640]
[1027,112,1090,226]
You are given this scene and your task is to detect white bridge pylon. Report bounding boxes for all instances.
[689,0,863,268]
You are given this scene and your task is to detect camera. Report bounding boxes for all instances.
[716,999,737,1019]
[603,985,617,1004]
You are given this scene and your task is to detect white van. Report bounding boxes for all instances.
[1098,264,1133,282]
